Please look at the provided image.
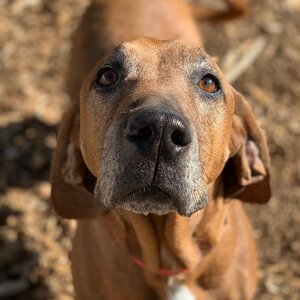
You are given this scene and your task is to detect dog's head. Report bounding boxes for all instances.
[51,38,271,218]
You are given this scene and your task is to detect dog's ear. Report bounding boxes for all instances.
[223,90,271,203]
[51,107,106,219]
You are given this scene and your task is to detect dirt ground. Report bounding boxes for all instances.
[0,0,299,299]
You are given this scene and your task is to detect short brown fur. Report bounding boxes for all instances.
[51,0,271,299]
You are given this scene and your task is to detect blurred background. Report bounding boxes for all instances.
[0,0,299,299]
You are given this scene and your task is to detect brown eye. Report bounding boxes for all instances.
[98,68,119,87]
[197,75,220,94]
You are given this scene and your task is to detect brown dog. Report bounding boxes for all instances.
[51,0,271,299]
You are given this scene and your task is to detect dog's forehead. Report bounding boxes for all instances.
[116,38,216,73]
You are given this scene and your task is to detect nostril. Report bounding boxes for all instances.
[171,130,191,147]
[127,126,153,144]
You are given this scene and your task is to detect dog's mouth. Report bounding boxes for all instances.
[94,141,208,216]
[94,162,208,216]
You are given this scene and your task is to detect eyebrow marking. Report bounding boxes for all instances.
[102,45,126,67]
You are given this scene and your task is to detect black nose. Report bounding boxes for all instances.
[124,107,192,160]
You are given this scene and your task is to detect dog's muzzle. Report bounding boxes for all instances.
[95,106,207,216]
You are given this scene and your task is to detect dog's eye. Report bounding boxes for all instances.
[97,68,119,87]
[197,75,220,94]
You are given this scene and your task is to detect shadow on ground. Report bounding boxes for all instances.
[0,118,57,193]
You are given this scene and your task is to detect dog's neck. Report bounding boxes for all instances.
[111,181,228,277]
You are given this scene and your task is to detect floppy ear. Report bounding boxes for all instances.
[223,90,271,203]
[51,107,107,219]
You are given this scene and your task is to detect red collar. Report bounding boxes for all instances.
[131,257,188,277]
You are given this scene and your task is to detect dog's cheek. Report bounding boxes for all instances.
[79,89,116,177]
[94,119,124,206]
[196,107,232,184]
[79,130,102,177]
[79,110,104,177]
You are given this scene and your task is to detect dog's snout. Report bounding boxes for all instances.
[124,107,192,159]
